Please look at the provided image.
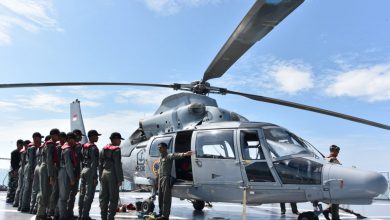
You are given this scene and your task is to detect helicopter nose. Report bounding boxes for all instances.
[326,165,388,201]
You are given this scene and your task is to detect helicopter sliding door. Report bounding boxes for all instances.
[192,130,244,191]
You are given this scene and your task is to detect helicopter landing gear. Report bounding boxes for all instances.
[141,198,155,213]
[192,200,205,211]
[298,212,319,220]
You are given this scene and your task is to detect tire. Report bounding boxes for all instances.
[298,212,319,220]
[141,199,155,213]
[192,200,205,211]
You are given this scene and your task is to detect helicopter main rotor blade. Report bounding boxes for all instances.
[0,82,175,89]
[202,0,304,82]
[226,89,390,130]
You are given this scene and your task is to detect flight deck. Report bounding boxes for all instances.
[1,192,389,220]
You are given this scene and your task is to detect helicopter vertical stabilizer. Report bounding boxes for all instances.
[70,99,88,144]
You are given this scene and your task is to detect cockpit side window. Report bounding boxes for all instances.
[240,130,265,160]
[196,130,235,159]
[149,136,173,157]
[274,158,322,184]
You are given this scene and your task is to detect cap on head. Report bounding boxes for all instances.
[17,139,24,145]
[88,129,101,137]
[330,144,340,152]
[32,132,43,139]
[24,140,31,145]
[109,132,124,140]
[66,132,77,140]
[72,129,85,136]
[50,128,60,136]
[59,132,67,138]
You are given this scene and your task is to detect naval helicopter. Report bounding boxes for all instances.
[1,0,389,219]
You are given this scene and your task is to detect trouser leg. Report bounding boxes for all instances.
[160,177,172,218]
[108,173,119,220]
[78,172,86,217]
[6,170,18,202]
[280,203,286,213]
[37,165,51,216]
[30,166,40,211]
[291,203,298,213]
[67,177,79,217]
[82,170,96,218]
[99,171,109,220]
[58,169,70,220]
[13,168,23,206]
[21,165,32,210]
[331,204,339,219]
[49,167,59,215]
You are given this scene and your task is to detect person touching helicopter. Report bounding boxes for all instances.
[156,142,192,220]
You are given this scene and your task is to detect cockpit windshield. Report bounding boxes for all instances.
[263,127,311,158]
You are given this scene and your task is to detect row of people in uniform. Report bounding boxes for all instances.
[6,129,124,220]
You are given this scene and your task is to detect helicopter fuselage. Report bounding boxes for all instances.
[122,121,387,205]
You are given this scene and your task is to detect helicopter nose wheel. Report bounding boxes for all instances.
[192,200,205,211]
[298,212,319,220]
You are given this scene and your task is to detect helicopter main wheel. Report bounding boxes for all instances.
[141,199,155,213]
[192,200,205,211]
[298,212,319,220]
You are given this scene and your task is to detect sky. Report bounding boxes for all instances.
[0,0,389,172]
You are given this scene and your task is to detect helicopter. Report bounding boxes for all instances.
[1,0,389,220]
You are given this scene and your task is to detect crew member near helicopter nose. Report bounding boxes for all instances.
[99,132,124,220]
[156,142,192,220]
[323,145,341,220]
[79,129,100,220]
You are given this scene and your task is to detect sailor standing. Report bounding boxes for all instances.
[13,140,30,209]
[36,128,60,220]
[78,129,100,220]
[58,132,78,220]
[99,132,124,220]
[6,139,23,204]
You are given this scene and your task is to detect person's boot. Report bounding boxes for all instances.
[323,209,330,220]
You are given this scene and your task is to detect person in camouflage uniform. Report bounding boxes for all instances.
[20,132,42,213]
[156,142,192,220]
[99,132,124,220]
[6,139,23,203]
[78,130,100,220]
[36,128,60,220]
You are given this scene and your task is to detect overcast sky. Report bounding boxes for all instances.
[0,0,389,171]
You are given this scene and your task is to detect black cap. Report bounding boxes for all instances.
[50,128,60,135]
[88,129,101,137]
[66,132,77,140]
[158,142,168,148]
[109,132,124,140]
[330,145,340,152]
[32,132,43,138]
[16,139,24,145]
[73,129,85,136]
[59,132,67,138]
[24,140,31,145]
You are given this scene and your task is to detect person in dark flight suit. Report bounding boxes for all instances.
[99,132,124,220]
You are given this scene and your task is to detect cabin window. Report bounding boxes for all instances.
[273,158,322,184]
[195,130,235,159]
[149,136,173,157]
[240,130,265,160]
